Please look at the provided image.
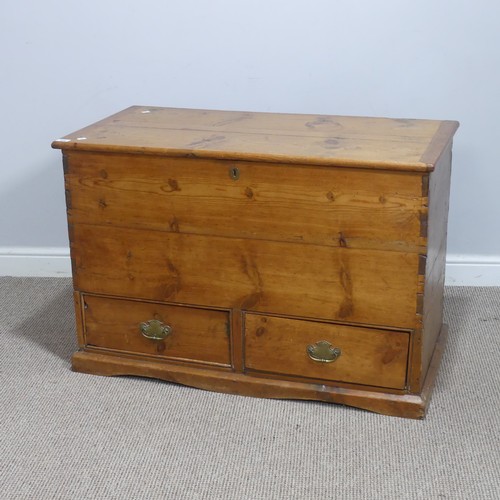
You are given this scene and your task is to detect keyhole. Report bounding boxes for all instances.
[229,167,240,180]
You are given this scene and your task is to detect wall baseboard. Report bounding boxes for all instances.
[445,254,500,286]
[0,247,72,278]
[0,248,499,286]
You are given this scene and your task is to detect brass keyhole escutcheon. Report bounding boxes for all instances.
[140,319,172,340]
[229,166,240,180]
[306,340,341,363]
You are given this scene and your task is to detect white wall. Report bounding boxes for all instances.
[1,0,499,283]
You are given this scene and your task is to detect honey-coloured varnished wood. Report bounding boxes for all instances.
[244,314,409,389]
[82,294,232,367]
[71,324,448,419]
[70,223,420,329]
[53,106,458,418]
[64,151,425,253]
[53,106,458,171]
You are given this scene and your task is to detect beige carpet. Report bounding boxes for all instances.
[0,278,499,499]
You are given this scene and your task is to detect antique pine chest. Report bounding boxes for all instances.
[52,106,458,418]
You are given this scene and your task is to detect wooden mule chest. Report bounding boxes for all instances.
[52,106,458,418]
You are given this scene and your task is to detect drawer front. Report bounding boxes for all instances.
[244,314,409,389]
[82,295,231,367]
[64,151,424,253]
[71,224,420,329]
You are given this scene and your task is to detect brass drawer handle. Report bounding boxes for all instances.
[306,340,341,363]
[140,319,172,340]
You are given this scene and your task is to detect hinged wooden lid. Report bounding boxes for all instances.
[52,106,459,171]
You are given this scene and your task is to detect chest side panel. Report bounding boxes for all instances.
[418,145,452,387]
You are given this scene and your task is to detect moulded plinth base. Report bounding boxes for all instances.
[72,325,448,419]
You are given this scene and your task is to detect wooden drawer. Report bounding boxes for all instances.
[71,224,419,328]
[244,314,409,389]
[82,294,231,367]
[64,151,424,253]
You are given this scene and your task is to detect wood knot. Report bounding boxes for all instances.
[98,198,107,209]
[338,232,347,247]
[256,327,266,337]
[166,258,178,275]
[168,179,180,191]
[324,138,340,149]
[240,292,261,310]
[379,195,387,204]
[326,191,335,201]
[382,348,398,364]
[245,187,254,199]
[338,299,353,318]
[169,217,180,232]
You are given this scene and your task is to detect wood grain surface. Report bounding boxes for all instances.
[70,223,420,329]
[83,294,231,367]
[70,325,448,419]
[55,106,458,418]
[244,314,409,389]
[52,106,458,171]
[64,151,424,253]
[418,144,453,389]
